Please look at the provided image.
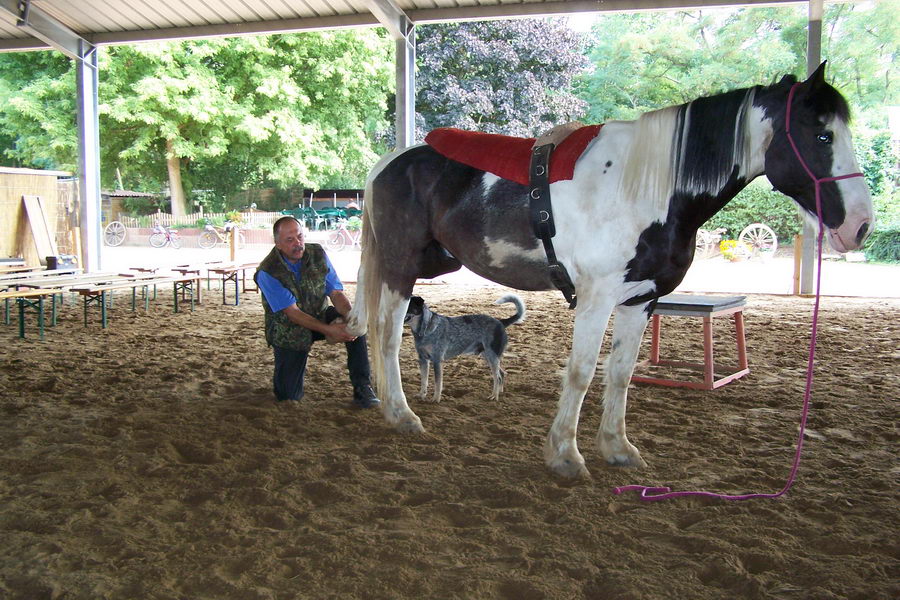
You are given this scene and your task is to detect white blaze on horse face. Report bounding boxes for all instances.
[825,116,874,253]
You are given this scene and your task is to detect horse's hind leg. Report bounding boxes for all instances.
[597,303,650,467]
[545,299,614,478]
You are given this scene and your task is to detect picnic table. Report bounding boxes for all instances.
[0,288,61,340]
[207,261,259,306]
[71,274,201,328]
[2,272,166,335]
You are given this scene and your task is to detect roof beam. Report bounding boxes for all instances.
[408,0,806,23]
[365,0,413,41]
[0,0,89,59]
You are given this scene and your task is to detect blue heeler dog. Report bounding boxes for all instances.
[404,295,526,402]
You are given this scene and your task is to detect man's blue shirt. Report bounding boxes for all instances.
[257,251,343,313]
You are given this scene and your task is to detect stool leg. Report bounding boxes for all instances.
[703,316,714,390]
[649,314,661,365]
[734,311,749,370]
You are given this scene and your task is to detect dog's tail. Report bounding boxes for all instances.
[495,294,526,328]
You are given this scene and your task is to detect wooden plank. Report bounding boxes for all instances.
[22,195,58,263]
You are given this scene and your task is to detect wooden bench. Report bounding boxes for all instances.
[71,275,200,328]
[0,288,61,340]
[631,294,749,390]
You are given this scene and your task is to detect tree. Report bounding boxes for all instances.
[415,19,588,139]
[0,30,393,215]
[576,3,898,122]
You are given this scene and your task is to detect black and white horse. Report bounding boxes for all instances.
[346,64,873,477]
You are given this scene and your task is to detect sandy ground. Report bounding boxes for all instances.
[1,243,898,599]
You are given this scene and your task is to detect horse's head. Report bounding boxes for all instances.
[763,63,873,253]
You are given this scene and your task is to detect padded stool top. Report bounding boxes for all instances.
[652,294,746,316]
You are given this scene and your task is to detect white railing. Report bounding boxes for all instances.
[116,210,283,229]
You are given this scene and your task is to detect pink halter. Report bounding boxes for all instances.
[614,83,865,502]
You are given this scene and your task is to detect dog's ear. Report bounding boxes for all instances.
[409,296,424,308]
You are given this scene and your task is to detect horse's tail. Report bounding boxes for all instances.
[347,174,385,393]
[496,294,526,328]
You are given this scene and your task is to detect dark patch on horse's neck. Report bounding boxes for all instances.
[622,166,750,305]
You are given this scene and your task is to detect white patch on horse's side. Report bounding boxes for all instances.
[481,172,501,194]
[484,236,544,269]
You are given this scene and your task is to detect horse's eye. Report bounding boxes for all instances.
[817,132,833,144]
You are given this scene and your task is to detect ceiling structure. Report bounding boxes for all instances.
[0,0,806,51]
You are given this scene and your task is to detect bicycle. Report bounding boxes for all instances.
[198,222,246,250]
[325,220,362,252]
[148,224,183,249]
[104,221,127,247]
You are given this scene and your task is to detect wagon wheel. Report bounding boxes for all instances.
[104,221,126,247]
[739,223,778,257]
[694,229,713,259]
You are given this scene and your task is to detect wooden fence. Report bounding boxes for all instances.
[116,210,282,229]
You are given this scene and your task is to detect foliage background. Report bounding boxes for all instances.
[0,3,895,238]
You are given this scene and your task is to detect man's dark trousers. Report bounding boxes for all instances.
[272,306,371,402]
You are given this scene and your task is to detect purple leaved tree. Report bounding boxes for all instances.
[414,19,588,141]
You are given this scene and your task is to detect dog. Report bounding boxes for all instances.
[404,294,526,402]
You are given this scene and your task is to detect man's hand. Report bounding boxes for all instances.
[324,318,357,343]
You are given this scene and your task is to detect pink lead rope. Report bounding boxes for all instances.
[613,82,865,502]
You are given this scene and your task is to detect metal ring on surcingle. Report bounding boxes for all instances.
[530,188,541,200]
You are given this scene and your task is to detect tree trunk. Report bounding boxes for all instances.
[166,138,187,217]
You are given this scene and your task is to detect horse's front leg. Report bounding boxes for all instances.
[377,290,424,433]
[545,299,614,478]
[597,303,650,467]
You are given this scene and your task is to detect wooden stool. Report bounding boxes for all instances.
[631,294,749,390]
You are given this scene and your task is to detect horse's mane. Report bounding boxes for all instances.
[673,87,757,197]
[620,86,758,212]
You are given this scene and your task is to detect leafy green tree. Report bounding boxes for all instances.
[415,19,587,138]
[0,30,393,215]
[576,3,898,121]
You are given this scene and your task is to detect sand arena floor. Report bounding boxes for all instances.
[1,275,897,599]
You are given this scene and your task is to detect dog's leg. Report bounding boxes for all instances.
[417,358,430,401]
[430,361,443,403]
[597,303,650,467]
[483,353,504,401]
[545,296,614,478]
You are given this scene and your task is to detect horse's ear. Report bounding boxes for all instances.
[803,61,828,91]
[778,74,797,86]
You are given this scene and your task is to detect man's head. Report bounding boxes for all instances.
[273,216,305,262]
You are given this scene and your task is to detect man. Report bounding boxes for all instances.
[254,216,379,408]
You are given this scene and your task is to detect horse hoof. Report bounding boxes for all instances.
[547,457,590,479]
[605,453,647,468]
[391,413,424,434]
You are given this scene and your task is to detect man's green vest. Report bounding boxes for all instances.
[255,243,329,351]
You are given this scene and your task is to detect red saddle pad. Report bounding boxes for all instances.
[424,125,603,186]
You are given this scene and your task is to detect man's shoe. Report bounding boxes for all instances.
[352,385,380,409]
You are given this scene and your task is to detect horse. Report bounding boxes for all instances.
[345,63,873,478]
